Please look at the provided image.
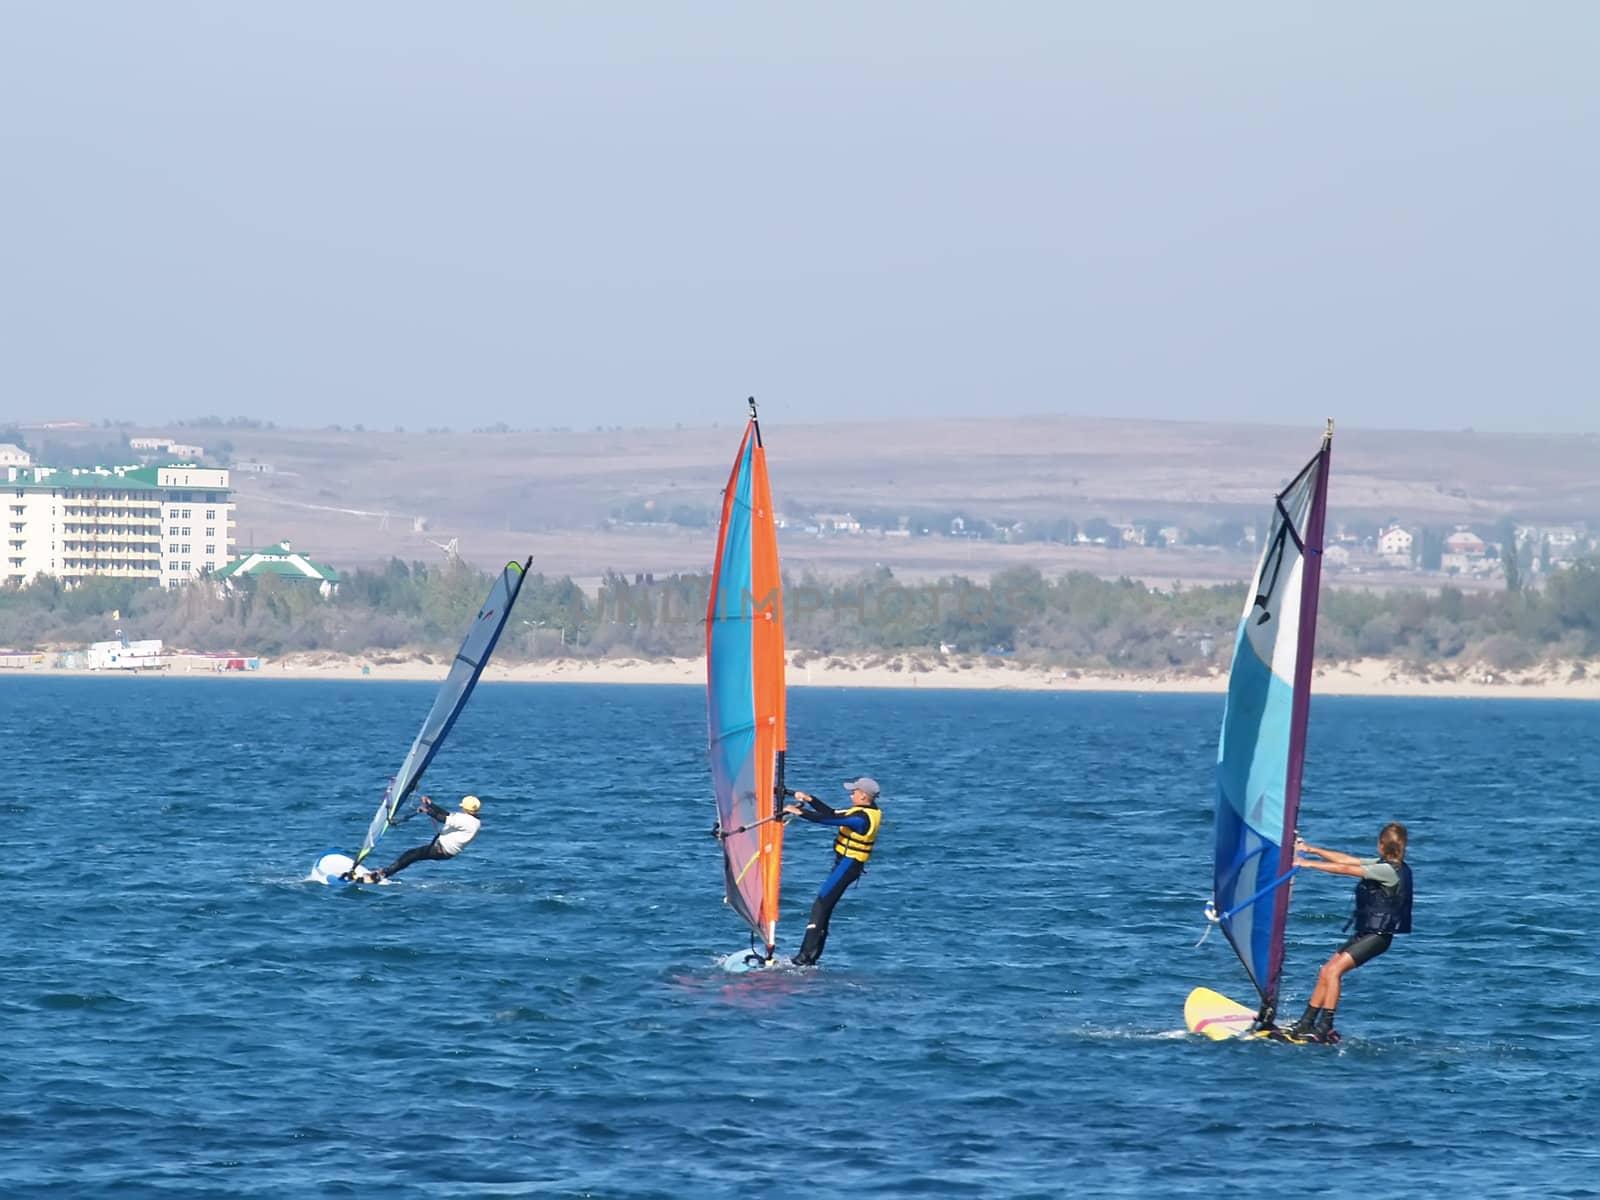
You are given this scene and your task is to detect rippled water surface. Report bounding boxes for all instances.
[5,678,1598,1197]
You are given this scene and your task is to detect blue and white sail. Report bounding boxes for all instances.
[1209,425,1332,1019]
[352,558,530,870]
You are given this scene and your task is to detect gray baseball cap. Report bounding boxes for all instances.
[842,777,881,798]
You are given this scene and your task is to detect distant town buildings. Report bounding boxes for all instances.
[1377,525,1415,561]
[129,437,206,459]
[1545,526,1582,553]
[3,463,234,588]
[0,443,31,468]
[762,501,1596,585]
[814,512,863,535]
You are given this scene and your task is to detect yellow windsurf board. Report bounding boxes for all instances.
[1184,986,1260,1041]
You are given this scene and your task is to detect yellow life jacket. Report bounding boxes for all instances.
[832,805,882,862]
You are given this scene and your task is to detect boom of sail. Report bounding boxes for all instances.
[706,400,787,958]
[352,558,531,869]
[1208,425,1332,1022]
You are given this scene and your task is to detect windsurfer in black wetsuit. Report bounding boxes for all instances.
[782,777,883,966]
[1286,821,1413,1043]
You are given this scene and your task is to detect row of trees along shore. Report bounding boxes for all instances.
[2,558,1598,674]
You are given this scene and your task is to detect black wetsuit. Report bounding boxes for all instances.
[379,799,466,878]
[380,839,453,878]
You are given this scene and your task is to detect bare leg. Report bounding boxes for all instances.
[1309,950,1358,1008]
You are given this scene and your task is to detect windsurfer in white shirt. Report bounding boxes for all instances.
[352,795,482,882]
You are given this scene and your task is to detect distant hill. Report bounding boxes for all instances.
[21,415,1600,587]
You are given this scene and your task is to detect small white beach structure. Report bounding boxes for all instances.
[86,639,166,671]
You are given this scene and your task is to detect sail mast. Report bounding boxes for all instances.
[1265,421,1332,1010]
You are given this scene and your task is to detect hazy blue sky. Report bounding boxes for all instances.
[2,2,1595,433]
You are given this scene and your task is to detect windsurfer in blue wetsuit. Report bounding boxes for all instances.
[782,777,883,966]
[1286,821,1413,1043]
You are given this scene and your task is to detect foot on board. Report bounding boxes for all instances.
[1260,1026,1310,1044]
[1267,1024,1338,1045]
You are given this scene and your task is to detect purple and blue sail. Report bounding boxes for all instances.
[1209,424,1332,1020]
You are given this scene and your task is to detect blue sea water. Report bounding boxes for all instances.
[3,677,1598,1197]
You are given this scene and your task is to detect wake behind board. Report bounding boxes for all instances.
[1184,986,1261,1041]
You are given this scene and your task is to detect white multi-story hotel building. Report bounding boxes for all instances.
[3,463,235,588]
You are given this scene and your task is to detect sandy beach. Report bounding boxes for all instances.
[18,651,1600,700]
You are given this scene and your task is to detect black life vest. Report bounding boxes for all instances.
[1353,860,1412,935]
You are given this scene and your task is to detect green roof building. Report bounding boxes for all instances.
[214,540,341,595]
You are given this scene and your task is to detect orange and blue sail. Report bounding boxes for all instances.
[706,400,787,957]
[1210,424,1332,1020]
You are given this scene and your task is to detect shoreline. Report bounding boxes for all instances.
[10,652,1600,700]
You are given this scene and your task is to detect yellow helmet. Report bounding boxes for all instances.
[460,795,482,814]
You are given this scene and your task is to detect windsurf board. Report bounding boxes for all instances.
[1184,986,1261,1041]
[311,851,389,886]
[719,949,780,974]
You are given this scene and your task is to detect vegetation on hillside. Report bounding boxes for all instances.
[4,557,1598,673]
